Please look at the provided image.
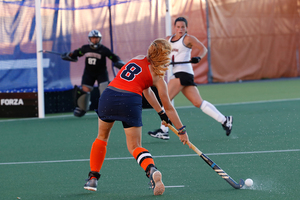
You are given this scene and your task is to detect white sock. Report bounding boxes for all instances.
[200,100,226,123]
[158,106,169,132]
[160,121,169,132]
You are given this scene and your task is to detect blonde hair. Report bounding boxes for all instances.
[147,38,171,77]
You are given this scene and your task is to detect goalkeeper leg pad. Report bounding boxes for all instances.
[77,92,91,111]
[73,85,90,117]
[73,85,83,106]
[73,85,91,111]
[98,81,109,95]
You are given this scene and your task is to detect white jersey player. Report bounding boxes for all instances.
[168,33,194,75]
[148,17,233,139]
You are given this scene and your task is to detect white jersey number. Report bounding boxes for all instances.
[88,58,97,65]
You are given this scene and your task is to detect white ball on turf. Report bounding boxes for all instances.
[245,178,253,187]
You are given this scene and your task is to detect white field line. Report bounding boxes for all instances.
[0,98,300,123]
[176,98,300,109]
[165,185,185,188]
[0,149,299,166]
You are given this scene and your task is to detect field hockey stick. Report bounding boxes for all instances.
[39,50,63,55]
[39,50,77,62]
[170,56,201,65]
[164,122,244,189]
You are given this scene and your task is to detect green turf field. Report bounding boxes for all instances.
[1,78,300,199]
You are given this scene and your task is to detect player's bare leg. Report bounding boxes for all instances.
[181,85,203,107]
[167,78,184,100]
[125,127,165,195]
[182,86,232,135]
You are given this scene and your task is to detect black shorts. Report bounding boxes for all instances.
[96,87,143,128]
[81,70,109,87]
[174,72,197,86]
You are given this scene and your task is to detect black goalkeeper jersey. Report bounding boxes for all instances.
[71,44,121,74]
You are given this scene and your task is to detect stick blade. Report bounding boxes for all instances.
[238,179,245,189]
[226,177,244,189]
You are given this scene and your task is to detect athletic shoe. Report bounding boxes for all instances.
[222,116,233,136]
[74,107,86,117]
[84,177,98,191]
[149,169,165,195]
[84,171,100,191]
[148,129,170,140]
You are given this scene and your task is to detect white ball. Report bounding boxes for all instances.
[245,178,253,187]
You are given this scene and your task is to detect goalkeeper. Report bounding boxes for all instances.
[61,30,125,117]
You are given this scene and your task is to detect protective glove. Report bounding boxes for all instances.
[61,52,78,62]
[190,57,201,64]
[114,60,125,69]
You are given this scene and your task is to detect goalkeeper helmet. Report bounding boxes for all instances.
[88,30,102,49]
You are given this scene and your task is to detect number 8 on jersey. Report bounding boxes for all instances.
[120,63,142,81]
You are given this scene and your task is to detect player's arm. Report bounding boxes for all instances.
[61,48,84,62]
[186,35,208,59]
[143,87,163,113]
[61,52,78,62]
[153,78,190,146]
[143,87,171,124]
[108,54,125,69]
[154,78,181,128]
